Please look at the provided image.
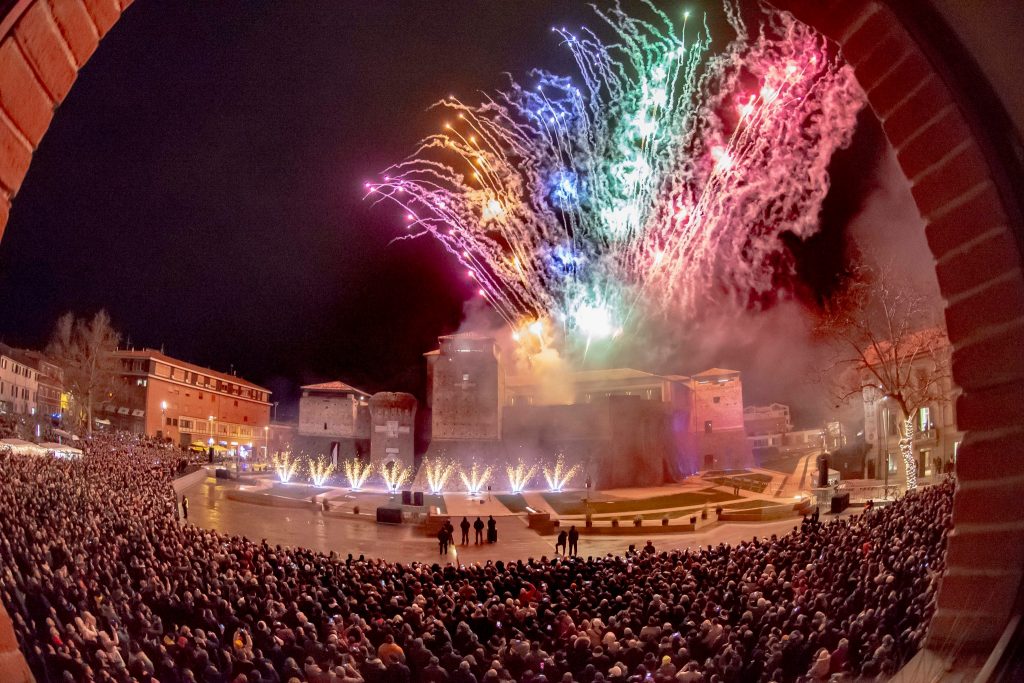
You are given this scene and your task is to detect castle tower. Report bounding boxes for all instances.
[368,392,417,468]
[426,333,503,441]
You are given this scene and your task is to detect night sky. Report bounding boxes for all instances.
[0,1,888,422]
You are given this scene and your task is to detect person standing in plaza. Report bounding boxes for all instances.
[437,526,449,556]
[460,516,470,545]
[181,495,188,520]
[473,516,484,545]
[555,529,567,556]
[487,515,497,543]
[568,525,579,557]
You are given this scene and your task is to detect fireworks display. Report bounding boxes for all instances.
[506,459,539,494]
[421,457,457,494]
[543,454,581,492]
[460,461,493,496]
[370,2,863,358]
[343,458,373,491]
[307,456,335,487]
[273,451,301,484]
[380,460,414,494]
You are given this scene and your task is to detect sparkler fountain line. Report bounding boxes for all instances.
[343,458,373,491]
[308,456,335,487]
[420,457,457,495]
[370,1,864,363]
[459,461,493,497]
[506,459,539,494]
[544,453,582,492]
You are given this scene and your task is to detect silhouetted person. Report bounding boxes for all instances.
[181,495,188,520]
[568,525,579,557]
[437,527,449,555]
[555,529,567,556]
[487,515,497,543]
[460,516,470,545]
[473,517,484,544]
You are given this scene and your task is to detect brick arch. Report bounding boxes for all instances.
[0,0,1020,676]
[769,0,1024,660]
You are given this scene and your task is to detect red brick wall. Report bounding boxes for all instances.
[776,0,1024,656]
[0,0,132,244]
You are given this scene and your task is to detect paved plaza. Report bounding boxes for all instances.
[181,474,816,564]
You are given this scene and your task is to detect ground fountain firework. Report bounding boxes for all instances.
[370,1,863,361]
[506,459,538,494]
[460,461,493,497]
[543,453,581,492]
[420,457,457,495]
[343,458,373,491]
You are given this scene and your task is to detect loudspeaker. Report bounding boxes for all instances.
[401,490,412,505]
[817,455,830,488]
[376,507,403,524]
[831,492,850,514]
[413,491,424,507]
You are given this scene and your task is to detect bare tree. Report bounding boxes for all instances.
[816,263,951,490]
[47,310,123,434]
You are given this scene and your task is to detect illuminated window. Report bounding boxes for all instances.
[918,407,931,431]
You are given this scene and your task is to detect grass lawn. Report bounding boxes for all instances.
[496,494,529,513]
[710,472,773,493]
[585,498,781,521]
[543,487,736,515]
[723,498,777,509]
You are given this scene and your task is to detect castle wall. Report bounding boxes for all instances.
[368,392,417,468]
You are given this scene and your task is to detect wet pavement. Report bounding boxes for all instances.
[182,476,815,564]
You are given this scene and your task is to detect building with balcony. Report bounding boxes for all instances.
[743,403,793,440]
[861,329,961,481]
[109,349,271,455]
[0,343,38,416]
[11,350,64,420]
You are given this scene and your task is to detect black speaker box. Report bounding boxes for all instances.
[376,507,403,524]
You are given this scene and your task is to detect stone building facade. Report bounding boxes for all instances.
[368,392,416,468]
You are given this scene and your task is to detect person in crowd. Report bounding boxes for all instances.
[0,429,954,683]
[460,516,471,545]
[473,516,485,545]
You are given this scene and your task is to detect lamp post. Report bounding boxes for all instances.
[264,425,270,462]
[875,391,895,500]
[161,401,167,440]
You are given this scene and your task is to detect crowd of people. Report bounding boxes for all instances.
[0,431,953,682]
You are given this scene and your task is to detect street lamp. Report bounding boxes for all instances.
[160,401,167,439]
[264,425,270,461]
[875,391,895,500]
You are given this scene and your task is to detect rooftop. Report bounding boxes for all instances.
[114,348,270,392]
[691,367,741,378]
[301,380,369,396]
